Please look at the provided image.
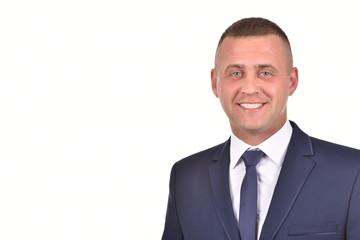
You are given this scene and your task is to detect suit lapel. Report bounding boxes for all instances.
[260,122,315,240]
[208,139,240,240]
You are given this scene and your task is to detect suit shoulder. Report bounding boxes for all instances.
[311,137,360,154]
[174,140,228,169]
[310,137,360,165]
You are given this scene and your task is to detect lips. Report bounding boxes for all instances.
[239,103,264,109]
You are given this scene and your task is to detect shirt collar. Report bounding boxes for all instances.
[230,120,293,169]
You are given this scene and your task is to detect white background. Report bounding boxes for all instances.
[0,0,359,239]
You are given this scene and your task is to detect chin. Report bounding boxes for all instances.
[234,124,265,134]
[239,121,265,131]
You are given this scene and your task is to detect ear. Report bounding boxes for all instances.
[211,69,219,98]
[289,67,299,96]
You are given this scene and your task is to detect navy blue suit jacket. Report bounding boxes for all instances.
[162,122,360,239]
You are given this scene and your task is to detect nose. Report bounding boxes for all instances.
[241,75,259,95]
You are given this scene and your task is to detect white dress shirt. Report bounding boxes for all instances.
[229,120,293,240]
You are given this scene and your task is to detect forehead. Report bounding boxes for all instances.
[216,35,290,68]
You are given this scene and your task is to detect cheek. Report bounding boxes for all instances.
[263,82,290,104]
[218,81,237,99]
[273,86,290,108]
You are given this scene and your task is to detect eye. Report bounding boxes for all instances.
[261,71,271,76]
[232,72,241,77]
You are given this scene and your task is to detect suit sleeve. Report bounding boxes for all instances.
[162,164,184,240]
[346,168,360,239]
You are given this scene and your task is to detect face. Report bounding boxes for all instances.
[211,35,298,145]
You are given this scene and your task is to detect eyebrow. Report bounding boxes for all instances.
[224,64,279,73]
[256,64,278,72]
[224,64,245,72]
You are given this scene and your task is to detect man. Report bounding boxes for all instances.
[162,17,360,240]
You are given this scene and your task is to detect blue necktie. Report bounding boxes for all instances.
[239,150,264,240]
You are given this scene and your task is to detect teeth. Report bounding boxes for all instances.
[240,103,263,109]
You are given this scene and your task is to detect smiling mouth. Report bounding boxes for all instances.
[239,103,264,109]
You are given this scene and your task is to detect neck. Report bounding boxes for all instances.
[231,121,287,146]
[232,132,271,146]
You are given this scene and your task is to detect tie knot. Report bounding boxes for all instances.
[241,150,264,167]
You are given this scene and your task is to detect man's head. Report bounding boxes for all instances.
[215,17,293,73]
[211,18,298,145]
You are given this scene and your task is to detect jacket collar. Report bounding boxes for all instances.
[259,121,315,240]
[207,121,315,240]
[208,139,240,240]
